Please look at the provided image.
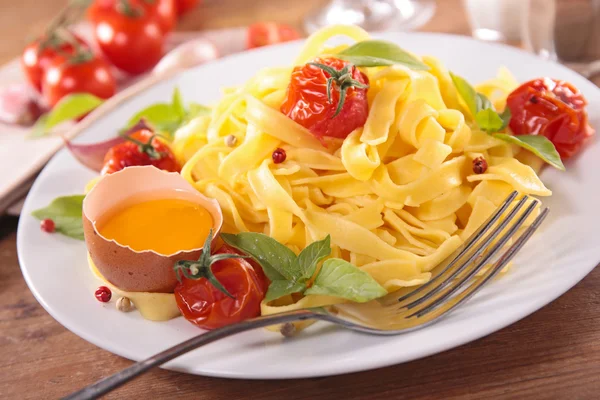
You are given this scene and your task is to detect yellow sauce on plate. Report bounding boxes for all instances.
[87,253,181,321]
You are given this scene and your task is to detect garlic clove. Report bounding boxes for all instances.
[0,84,44,127]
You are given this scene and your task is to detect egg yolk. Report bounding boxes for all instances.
[97,198,213,254]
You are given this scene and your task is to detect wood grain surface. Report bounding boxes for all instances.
[1,0,600,399]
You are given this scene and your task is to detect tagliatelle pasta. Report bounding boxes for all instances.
[173,25,550,318]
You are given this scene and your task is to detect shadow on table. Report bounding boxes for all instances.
[0,215,18,241]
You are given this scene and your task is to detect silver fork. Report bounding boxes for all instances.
[64,191,548,400]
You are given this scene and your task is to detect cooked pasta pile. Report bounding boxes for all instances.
[173,25,550,302]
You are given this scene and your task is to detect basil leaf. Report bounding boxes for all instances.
[499,107,512,130]
[152,120,183,135]
[337,40,429,70]
[475,108,504,133]
[188,102,211,118]
[305,258,387,302]
[296,235,331,280]
[172,87,186,119]
[221,232,297,281]
[126,103,180,132]
[450,72,479,117]
[45,93,104,131]
[265,280,306,302]
[492,134,565,170]
[28,113,50,138]
[451,72,513,134]
[31,195,85,240]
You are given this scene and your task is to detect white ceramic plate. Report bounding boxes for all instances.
[17,32,600,379]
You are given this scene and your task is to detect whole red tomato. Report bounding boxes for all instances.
[175,0,200,16]
[94,10,164,75]
[506,78,594,159]
[175,244,268,330]
[247,22,300,49]
[101,129,180,175]
[145,0,177,33]
[281,57,369,142]
[87,0,114,22]
[21,33,87,92]
[41,55,116,107]
[88,0,176,33]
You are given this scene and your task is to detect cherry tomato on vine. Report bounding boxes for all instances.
[101,128,180,175]
[41,55,116,108]
[93,7,165,75]
[175,244,268,330]
[144,0,177,33]
[21,33,88,92]
[281,57,369,142]
[247,22,300,49]
[175,0,200,16]
[506,78,595,159]
[87,0,114,22]
[89,0,177,33]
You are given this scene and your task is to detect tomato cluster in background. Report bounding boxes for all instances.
[13,0,301,132]
[21,0,202,108]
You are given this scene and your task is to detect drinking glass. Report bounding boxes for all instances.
[463,0,525,43]
[303,0,437,34]
[522,0,600,78]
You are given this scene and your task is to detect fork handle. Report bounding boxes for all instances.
[63,309,320,400]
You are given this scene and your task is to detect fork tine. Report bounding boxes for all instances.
[409,207,550,324]
[398,194,529,310]
[408,199,541,318]
[388,191,519,306]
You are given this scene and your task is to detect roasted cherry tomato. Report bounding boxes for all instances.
[21,33,87,92]
[175,0,200,16]
[42,55,116,107]
[101,129,180,175]
[281,57,369,142]
[175,244,268,330]
[506,78,594,159]
[246,22,301,49]
[93,8,164,75]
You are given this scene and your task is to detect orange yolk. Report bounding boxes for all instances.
[97,198,213,255]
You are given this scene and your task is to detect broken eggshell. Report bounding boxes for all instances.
[82,166,223,293]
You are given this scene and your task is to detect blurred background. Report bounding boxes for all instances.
[0,0,546,63]
[0,0,458,64]
[0,0,598,75]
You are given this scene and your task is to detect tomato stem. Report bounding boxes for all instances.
[117,0,145,18]
[55,28,95,65]
[120,132,166,160]
[309,62,369,118]
[37,0,93,57]
[174,229,250,299]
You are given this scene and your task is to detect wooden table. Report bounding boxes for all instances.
[2,0,599,398]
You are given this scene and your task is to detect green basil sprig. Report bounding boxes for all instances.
[221,233,387,303]
[31,195,85,240]
[450,72,564,170]
[125,87,211,138]
[336,40,430,70]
